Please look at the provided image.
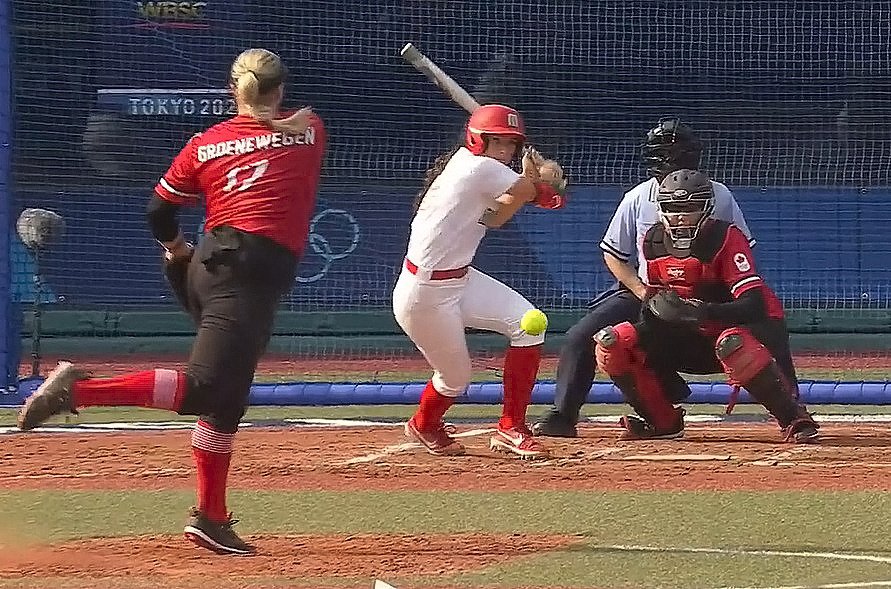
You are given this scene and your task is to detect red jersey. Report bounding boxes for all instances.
[154,113,326,256]
[642,219,785,328]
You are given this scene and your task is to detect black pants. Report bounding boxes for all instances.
[177,226,297,432]
[552,288,642,422]
[634,317,799,398]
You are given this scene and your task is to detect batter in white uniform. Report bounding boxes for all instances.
[393,104,566,459]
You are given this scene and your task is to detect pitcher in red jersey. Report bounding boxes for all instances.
[593,169,819,444]
[17,48,326,554]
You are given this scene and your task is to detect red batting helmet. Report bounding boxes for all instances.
[464,104,526,155]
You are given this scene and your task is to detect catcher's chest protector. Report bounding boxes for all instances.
[642,219,733,302]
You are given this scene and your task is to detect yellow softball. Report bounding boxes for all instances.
[520,309,548,336]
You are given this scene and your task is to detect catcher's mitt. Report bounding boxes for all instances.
[645,290,705,326]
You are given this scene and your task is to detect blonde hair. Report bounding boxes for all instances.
[230,48,309,135]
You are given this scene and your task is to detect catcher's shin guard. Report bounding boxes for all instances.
[594,322,678,432]
[716,327,817,433]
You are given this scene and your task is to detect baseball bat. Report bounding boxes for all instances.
[400,43,481,113]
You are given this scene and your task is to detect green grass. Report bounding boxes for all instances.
[3,489,889,545]
[3,490,891,588]
[456,548,891,589]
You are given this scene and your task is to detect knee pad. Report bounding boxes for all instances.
[717,327,801,425]
[715,327,772,385]
[594,322,676,430]
[593,322,639,375]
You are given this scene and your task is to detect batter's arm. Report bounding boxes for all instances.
[479,177,537,228]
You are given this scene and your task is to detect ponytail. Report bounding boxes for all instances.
[230,48,310,134]
[414,145,461,213]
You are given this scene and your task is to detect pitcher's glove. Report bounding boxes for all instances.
[646,290,706,326]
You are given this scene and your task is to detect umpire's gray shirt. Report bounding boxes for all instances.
[599,178,756,282]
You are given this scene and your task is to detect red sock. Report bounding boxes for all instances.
[73,369,186,411]
[414,380,454,431]
[500,345,542,430]
[191,420,235,523]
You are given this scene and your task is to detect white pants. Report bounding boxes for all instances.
[392,266,545,397]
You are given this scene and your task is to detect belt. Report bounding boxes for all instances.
[404,258,469,280]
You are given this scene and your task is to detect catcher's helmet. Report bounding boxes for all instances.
[641,118,703,180]
[656,168,714,249]
[465,104,526,156]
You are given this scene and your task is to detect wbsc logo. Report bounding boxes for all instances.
[134,2,209,29]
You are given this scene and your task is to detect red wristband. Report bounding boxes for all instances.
[533,182,566,210]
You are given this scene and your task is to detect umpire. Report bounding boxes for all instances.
[532,118,756,437]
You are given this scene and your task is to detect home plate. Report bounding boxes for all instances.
[341,428,495,465]
[373,581,397,589]
[616,454,733,461]
[341,443,420,465]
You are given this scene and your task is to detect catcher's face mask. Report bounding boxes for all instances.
[657,189,714,249]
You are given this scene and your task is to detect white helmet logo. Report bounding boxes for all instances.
[507,113,519,128]
[673,189,689,198]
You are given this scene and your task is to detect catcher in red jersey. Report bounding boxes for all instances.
[593,169,819,443]
[17,48,326,554]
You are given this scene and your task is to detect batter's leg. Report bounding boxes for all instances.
[460,268,548,459]
[393,270,470,456]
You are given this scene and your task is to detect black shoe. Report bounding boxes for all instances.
[782,418,819,444]
[17,361,87,431]
[184,507,256,555]
[619,410,685,440]
[531,409,578,438]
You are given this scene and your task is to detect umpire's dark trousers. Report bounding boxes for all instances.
[177,225,298,432]
[553,287,642,422]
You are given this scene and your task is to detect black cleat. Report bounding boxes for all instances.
[184,507,256,555]
[531,409,578,438]
[17,361,87,431]
[619,411,685,440]
[783,418,819,444]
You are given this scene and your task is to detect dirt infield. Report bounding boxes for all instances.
[0,533,580,583]
[2,420,891,587]
[3,421,891,492]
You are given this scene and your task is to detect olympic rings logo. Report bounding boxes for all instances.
[296,208,361,283]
